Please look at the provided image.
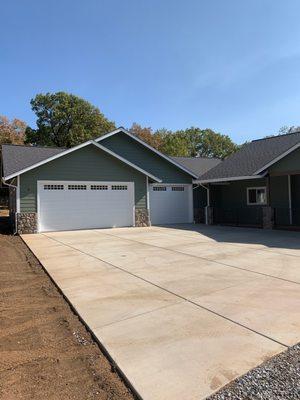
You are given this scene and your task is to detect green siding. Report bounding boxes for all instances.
[270,176,289,208]
[269,147,300,174]
[292,175,300,225]
[210,179,267,225]
[193,186,208,208]
[101,132,193,183]
[211,179,267,208]
[20,145,147,212]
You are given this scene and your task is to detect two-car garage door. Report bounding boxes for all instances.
[38,181,134,232]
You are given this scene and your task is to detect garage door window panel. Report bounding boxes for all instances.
[68,185,87,190]
[44,184,64,190]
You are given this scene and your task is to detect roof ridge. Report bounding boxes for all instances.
[252,131,300,142]
[1,143,67,150]
[173,156,221,160]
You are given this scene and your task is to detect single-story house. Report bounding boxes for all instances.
[1,127,219,233]
[195,132,300,229]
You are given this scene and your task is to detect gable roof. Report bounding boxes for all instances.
[172,156,221,176]
[2,141,162,182]
[96,127,199,178]
[197,131,300,183]
[1,144,66,179]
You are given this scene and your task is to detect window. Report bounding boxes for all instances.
[247,187,267,205]
[44,184,64,190]
[172,186,184,191]
[153,186,167,191]
[91,185,108,190]
[68,185,87,190]
[111,185,127,190]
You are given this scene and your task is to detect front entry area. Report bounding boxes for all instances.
[38,181,134,232]
[149,183,193,225]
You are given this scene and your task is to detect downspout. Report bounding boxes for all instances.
[199,183,210,224]
[1,177,18,235]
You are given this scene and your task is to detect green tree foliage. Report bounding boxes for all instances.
[156,129,190,156]
[197,128,239,158]
[25,92,115,147]
[129,124,238,159]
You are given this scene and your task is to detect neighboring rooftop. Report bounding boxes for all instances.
[198,132,300,182]
[172,156,221,176]
[1,144,65,179]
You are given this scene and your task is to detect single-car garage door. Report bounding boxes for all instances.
[149,184,193,225]
[38,181,134,232]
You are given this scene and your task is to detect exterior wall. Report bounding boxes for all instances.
[101,132,193,183]
[135,208,150,227]
[17,212,37,234]
[209,175,299,228]
[210,178,267,226]
[269,175,290,225]
[193,185,208,222]
[292,175,300,225]
[19,144,148,213]
[268,147,300,225]
[269,147,300,175]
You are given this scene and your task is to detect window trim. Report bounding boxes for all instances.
[247,186,267,206]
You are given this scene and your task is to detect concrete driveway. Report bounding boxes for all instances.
[22,225,300,400]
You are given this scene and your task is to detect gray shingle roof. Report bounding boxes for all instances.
[172,156,221,176]
[1,144,65,179]
[199,132,300,182]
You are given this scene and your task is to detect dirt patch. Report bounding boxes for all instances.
[0,234,135,400]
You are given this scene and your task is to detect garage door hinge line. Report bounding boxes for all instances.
[44,234,288,349]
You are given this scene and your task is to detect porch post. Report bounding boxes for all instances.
[205,184,213,225]
[288,175,293,225]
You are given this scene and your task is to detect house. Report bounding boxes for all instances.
[195,132,300,229]
[1,127,218,234]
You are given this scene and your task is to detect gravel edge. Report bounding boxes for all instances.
[207,343,300,400]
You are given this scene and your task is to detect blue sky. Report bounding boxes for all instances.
[1,1,300,144]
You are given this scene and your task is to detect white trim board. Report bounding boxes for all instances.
[17,175,20,213]
[4,140,162,183]
[95,127,199,179]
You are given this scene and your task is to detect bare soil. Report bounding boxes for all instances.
[0,232,135,400]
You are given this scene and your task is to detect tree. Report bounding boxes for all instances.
[197,129,239,159]
[25,92,116,147]
[278,126,300,135]
[174,127,202,157]
[156,128,190,156]
[130,124,238,158]
[0,115,26,145]
[129,123,163,150]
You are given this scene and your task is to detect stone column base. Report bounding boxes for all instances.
[17,212,38,234]
[135,208,150,227]
[262,206,274,229]
[205,206,214,225]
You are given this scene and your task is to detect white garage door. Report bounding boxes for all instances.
[149,184,193,225]
[38,181,134,232]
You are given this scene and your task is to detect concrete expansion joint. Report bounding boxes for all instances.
[96,230,300,287]
[43,233,289,349]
